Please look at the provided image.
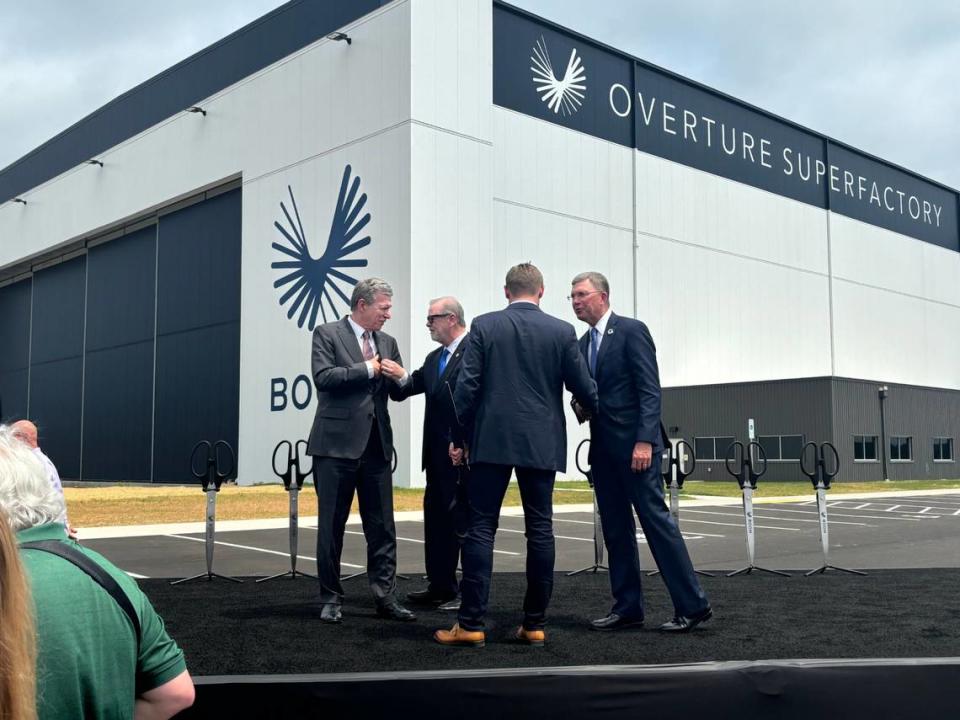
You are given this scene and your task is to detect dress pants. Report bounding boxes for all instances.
[458,463,556,631]
[314,421,397,606]
[423,448,467,597]
[591,453,708,619]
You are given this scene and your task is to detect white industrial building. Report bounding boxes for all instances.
[1,0,957,485]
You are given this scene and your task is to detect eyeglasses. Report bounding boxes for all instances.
[567,290,603,302]
[426,313,452,324]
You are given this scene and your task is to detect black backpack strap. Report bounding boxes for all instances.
[20,540,141,649]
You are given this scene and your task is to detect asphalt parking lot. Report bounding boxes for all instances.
[80,490,960,579]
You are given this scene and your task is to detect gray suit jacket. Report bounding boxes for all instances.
[307,317,406,460]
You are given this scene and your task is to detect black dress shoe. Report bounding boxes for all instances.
[590,612,644,631]
[406,588,457,606]
[438,597,461,612]
[658,606,713,633]
[376,600,417,622]
[320,604,342,624]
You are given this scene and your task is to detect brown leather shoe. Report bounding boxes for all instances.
[514,626,545,647]
[433,623,485,648]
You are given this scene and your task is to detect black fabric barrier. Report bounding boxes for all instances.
[180,658,960,719]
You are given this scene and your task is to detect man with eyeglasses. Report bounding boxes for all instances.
[387,297,469,611]
[569,271,711,634]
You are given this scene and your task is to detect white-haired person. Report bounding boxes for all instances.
[0,425,195,720]
[9,420,76,539]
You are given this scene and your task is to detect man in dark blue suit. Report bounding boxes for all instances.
[570,271,711,633]
[389,296,469,609]
[434,264,598,648]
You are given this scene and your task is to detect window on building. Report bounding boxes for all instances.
[933,437,954,462]
[693,436,737,461]
[890,436,912,462]
[757,434,804,461]
[853,435,878,462]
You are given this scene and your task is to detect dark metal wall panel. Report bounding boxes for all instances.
[153,188,241,483]
[82,343,154,481]
[81,227,157,481]
[832,378,960,481]
[0,279,31,422]
[152,323,240,483]
[156,189,241,334]
[662,378,833,482]
[30,257,86,364]
[29,257,86,478]
[29,358,83,479]
[0,0,388,204]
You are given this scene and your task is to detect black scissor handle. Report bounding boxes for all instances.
[799,441,819,482]
[294,440,312,486]
[746,441,767,479]
[575,438,593,487]
[272,440,294,487]
[213,440,236,483]
[724,441,745,479]
[675,439,697,479]
[190,440,212,482]
[820,442,839,481]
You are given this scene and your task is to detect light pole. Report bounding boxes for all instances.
[878,385,889,481]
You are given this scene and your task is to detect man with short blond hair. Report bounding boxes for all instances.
[435,263,598,648]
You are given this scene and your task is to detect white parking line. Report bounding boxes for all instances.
[166,534,362,569]
[674,517,800,532]
[497,527,592,543]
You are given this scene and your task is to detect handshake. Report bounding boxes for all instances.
[570,397,592,425]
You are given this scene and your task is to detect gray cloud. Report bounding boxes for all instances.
[2,1,957,189]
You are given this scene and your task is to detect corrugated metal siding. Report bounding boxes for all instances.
[832,378,960,481]
[664,377,960,483]
[662,377,833,483]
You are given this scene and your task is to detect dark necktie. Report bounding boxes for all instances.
[361,331,375,361]
[589,327,600,376]
[438,348,450,377]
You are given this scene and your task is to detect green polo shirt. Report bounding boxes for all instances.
[18,523,187,720]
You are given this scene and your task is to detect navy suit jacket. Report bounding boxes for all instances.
[394,334,468,470]
[580,312,668,465]
[454,302,598,471]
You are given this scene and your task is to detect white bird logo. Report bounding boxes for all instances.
[530,35,587,116]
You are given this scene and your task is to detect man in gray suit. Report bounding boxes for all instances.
[307,277,415,624]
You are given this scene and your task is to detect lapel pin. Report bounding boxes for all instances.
[606,329,614,335]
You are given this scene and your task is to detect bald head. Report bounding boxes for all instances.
[10,421,38,449]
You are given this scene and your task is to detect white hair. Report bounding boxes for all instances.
[0,426,67,532]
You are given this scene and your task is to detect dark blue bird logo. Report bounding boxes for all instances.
[272,165,371,329]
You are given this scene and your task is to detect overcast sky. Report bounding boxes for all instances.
[1,1,957,189]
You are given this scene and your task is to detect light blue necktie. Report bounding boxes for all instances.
[589,328,599,376]
[438,348,450,377]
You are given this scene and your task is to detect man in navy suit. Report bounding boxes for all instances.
[569,271,711,633]
[389,296,469,609]
[434,263,598,648]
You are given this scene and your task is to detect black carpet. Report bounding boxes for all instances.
[142,569,960,676]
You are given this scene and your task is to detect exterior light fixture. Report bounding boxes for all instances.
[187,106,207,116]
[13,198,27,205]
[326,32,352,45]
[86,159,103,167]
